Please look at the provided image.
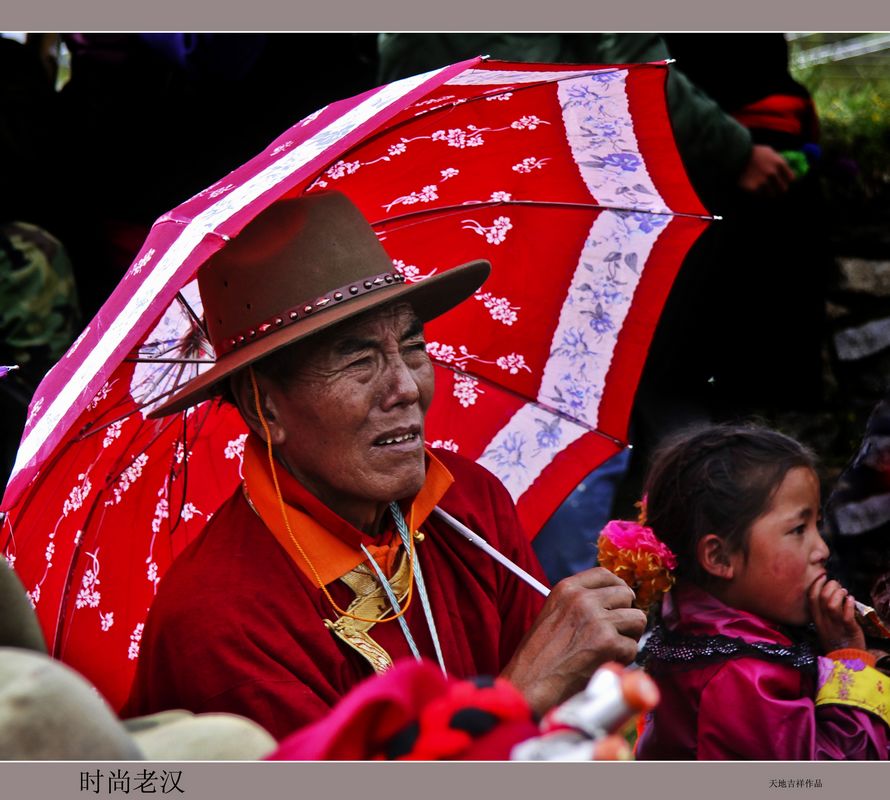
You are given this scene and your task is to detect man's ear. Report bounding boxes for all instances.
[230,369,287,447]
[697,533,735,580]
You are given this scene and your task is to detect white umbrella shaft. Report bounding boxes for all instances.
[432,506,551,597]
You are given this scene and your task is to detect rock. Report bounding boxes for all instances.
[0,648,141,760]
[837,257,890,296]
[834,316,890,361]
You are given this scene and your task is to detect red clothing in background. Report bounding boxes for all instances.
[123,449,547,741]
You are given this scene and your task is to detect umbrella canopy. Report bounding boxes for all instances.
[1,57,711,710]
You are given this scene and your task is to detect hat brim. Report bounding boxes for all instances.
[150,259,490,418]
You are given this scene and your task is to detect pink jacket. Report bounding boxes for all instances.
[635,584,890,760]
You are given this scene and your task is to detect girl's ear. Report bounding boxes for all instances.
[697,533,735,580]
[230,370,287,447]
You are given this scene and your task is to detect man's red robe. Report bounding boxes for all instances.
[123,449,548,741]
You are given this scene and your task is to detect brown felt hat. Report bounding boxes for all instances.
[152,191,490,417]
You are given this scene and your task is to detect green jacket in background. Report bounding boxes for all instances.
[377,33,753,208]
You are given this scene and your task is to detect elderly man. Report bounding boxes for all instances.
[124,192,646,741]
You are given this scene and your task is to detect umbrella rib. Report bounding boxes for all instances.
[138,342,188,357]
[138,339,203,357]
[99,414,182,495]
[303,62,668,186]
[167,412,191,535]
[137,360,184,403]
[75,407,144,441]
[433,363,627,449]
[75,388,218,443]
[52,412,179,655]
[52,480,107,655]
[175,291,209,339]
[52,409,169,653]
[369,200,717,232]
[126,357,216,364]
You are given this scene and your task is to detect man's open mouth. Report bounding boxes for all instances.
[373,430,420,447]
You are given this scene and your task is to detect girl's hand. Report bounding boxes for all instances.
[808,575,866,653]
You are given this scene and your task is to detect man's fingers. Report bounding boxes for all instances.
[589,583,639,611]
[548,575,637,614]
[607,633,643,666]
[563,566,634,591]
[609,606,649,639]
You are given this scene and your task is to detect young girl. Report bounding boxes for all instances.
[625,424,890,760]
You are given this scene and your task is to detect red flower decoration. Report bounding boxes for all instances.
[597,519,677,612]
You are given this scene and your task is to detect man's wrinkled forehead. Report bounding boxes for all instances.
[321,301,423,355]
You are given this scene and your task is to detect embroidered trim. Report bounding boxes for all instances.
[325,551,414,674]
[816,656,890,726]
[639,623,818,675]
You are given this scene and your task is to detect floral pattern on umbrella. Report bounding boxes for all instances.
[2,58,711,709]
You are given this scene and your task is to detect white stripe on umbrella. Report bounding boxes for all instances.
[476,71,671,500]
[558,71,668,212]
[445,66,624,86]
[537,213,666,431]
[8,67,452,492]
[477,404,590,503]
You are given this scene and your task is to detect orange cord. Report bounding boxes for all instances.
[249,368,416,623]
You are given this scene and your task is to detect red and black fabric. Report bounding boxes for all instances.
[267,658,538,761]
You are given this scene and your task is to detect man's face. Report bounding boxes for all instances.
[262,303,434,532]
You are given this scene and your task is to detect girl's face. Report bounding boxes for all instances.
[723,467,829,627]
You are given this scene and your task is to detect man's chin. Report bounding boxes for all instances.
[370,466,427,508]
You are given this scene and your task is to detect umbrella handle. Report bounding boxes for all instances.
[431,506,551,597]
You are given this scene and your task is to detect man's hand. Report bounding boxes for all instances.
[500,567,648,717]
[737,144,795,197]
[809,575,866,653]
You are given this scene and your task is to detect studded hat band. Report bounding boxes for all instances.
[218,270,407,356]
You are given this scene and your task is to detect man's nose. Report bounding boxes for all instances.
[380,356,421,408]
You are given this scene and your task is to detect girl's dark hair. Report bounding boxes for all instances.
[643,423,818,585]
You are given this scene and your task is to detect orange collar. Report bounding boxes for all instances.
[242,434,454,587]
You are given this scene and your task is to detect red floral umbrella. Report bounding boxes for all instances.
[1,57,711,710]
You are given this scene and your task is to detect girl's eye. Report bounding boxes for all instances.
[792,524,807,536]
